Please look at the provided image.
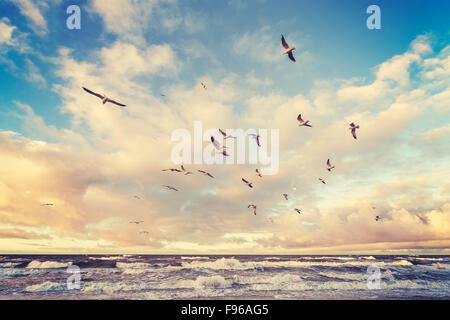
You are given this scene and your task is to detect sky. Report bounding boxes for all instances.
[0,0,449,255]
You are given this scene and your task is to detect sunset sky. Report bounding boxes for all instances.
[0,0,449,254]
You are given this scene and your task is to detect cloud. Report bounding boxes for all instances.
[0,17,28,53]
[0,34,449,254]
[89,0,205,45]
[24,58,46,87]
[337,36,432,103]
[0,227,51,240]
[8,0,48,36]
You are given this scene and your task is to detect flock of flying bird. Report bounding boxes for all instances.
[40,34,382,238]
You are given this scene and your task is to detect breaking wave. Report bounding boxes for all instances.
[26,260,71,269]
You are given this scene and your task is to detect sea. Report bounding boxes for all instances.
[0,255,448,300]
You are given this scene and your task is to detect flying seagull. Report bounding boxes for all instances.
[162,168,182,173]
[283,194,289,200]
[248,134,261,147]
[219,129,236,140]
[198,170,214,178]
[82,87,126,107]
[327,159,335,172]
[294,208,302,214]
[41,203,54,206]
[133,195,141,200]
[281,34,296,62]
[162,185,179,191]
[297,114,312,127]
[319,178,326,185]
[211,136,229,156]
[129,221,144,224]
[242,178,253,188]
[375,216,382,222]
[201,82,207,90]
[255,169,262,178]
[180,165,193,175]
[349,122,360,140]
[248,204,257,215]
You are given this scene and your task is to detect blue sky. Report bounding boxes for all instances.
[0,0,449,254]
[1,0,449,134]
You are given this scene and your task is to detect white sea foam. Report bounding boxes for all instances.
[26,260,71,269]
[432,263,448,270]
[391,260,414,266]
[82,281,151,294]
[0,262,21,268]
[191,275,233,290]
[116,262,153,269]
[25,281,65,293]
[360,256,376,260]
[89,256,123,261]
[179,257,415,271]
[181,256,210,260]
[413,257,444,261]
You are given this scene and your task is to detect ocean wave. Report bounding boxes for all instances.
[432,263,448,270]
[116,262,153,269]
[0,268,42,278]
[391,260,414,266]
[180,257,417,271]
[89,256,124,261]
[190,275,233,290]
[25,281,66,293]
[82,281,150,294]
[26,260,71,269]
[413,257,444,262]
[0,262,21,268]
[360,256,376,260]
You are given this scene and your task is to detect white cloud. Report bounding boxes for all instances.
[8,0,48,36]
[1,34,449,253]
[24,58,46,87]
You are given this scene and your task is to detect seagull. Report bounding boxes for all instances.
[294,208,302,214]
[201,82,207,90]
[319,178,326,184]
[198,170,214,178]
[248,134,261,147]
[283,194,289,200]
[163,185,179,191]
[160,94,166,97]
[375,216,382,221]
[129,221,144,224]
[211,136,229,156]
[248,204,257,215]
[82,87,126,107]
[297,114,312,127]
[349,123,360,140]
[41,203,54,206]
[255,169,262,178]
[180,164,193,175]
[242,178,253,188]
[281,34,296,62]
[327,159,335,172]
[162,168,182,173]
[219,129,236,140]
[133,195,141,200]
